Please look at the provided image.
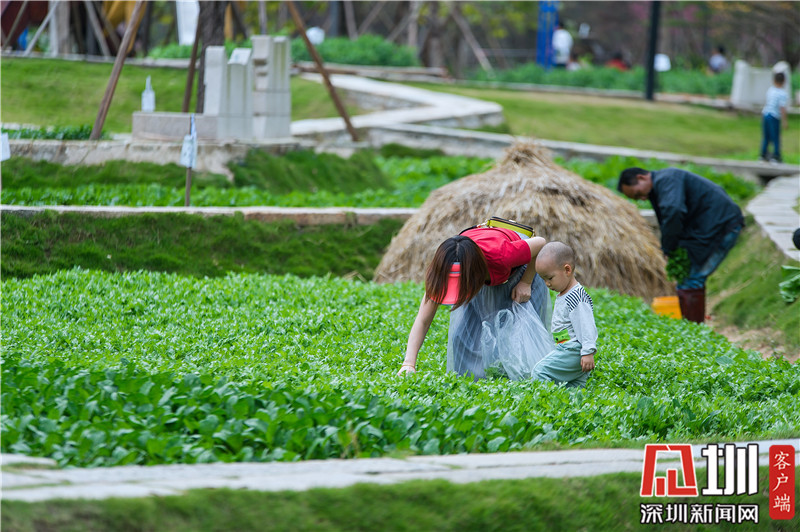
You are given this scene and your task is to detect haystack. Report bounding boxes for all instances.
[374,143,672,301]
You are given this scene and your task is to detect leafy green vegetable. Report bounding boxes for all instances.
[666,248,691,284]
[2,124,106,140]
[2,153,755,209]
[778,265,800,303]
[2,269,798,468]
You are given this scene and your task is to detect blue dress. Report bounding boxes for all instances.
[447,265,554,380]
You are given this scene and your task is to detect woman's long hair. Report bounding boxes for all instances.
[425,235,488,309]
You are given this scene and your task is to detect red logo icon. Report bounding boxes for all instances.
[641,444,699,497]
[769,445,795,520]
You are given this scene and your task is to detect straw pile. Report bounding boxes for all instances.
[374,143,672,300]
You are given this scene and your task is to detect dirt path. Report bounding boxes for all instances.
[705,287,798,363]
[708,319,799,363]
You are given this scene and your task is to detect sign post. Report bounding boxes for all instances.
[1,132,10,162]
[180,114,198,206]
[536,1,558,69]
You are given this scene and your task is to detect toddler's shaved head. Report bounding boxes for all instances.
[538,241,575,268]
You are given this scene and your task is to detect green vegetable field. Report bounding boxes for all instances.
[2,146,797,475]
[1,152,755,208]
[2,269,798,468]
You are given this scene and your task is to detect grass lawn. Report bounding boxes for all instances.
[708,217,800,354]
[0,212,402,281]
[410,83,800,163]
[2,470,796,532]
[3,57,799,165]
[0,57,362,134]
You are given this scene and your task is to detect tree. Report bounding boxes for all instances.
[709,1,800,67]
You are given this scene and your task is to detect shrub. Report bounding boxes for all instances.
[291,34,421,67]
[469,64,734,97]
[2,125,104,140]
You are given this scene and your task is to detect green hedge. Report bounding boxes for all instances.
[1,124,103,140]
[147,35,421,67]
[469,65,735,97]
[291,34,421,67]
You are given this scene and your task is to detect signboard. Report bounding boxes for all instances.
[180,115,197,169]
[1,133,10,162]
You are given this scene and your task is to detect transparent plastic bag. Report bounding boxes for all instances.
[447,267,554,381]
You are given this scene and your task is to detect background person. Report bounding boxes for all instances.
[552,22,573,68]
[760,71,789,163]
[708,46,728,74]
[617,167,744,323]
[566,51,582,71]
[605,52,629,71]
[398,226,552,380]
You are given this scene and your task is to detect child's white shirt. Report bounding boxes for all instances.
[763,86,788,118]
[550,282,598,357]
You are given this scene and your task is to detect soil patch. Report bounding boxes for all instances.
[709,319,799,363]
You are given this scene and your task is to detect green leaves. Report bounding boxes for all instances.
[468,64,735,98]
[2,270,798,468]
[2,124,103,140]
[3,153,751,210]
[291,35,421,67]
[778,265,800,303]
[666,248,691,284]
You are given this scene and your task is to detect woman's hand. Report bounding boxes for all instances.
[397,364,417,376]
[399,297,438,377]
[511,281,532,303]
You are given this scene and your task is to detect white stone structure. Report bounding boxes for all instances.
[133,38,291,141]
[251,35,272,138]
[202,46,228,118]
[252,36,292,139]
[223,48,254,139]
[731,60,793,109]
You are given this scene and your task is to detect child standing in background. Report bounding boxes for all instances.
[760,72,789,163]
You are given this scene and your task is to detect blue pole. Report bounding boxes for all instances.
[536,0,559,69]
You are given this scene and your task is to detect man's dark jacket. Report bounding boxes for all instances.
[648,168,744,266]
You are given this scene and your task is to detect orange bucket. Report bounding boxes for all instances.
[651,296,682,319]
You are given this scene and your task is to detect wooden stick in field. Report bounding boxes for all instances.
[286,0,359,142]
[90,0,145,140]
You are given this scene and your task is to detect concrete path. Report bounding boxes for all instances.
[291,73,505,135]
[3,440,797,502]
[746,174,800,262]
[0,205,417,227]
